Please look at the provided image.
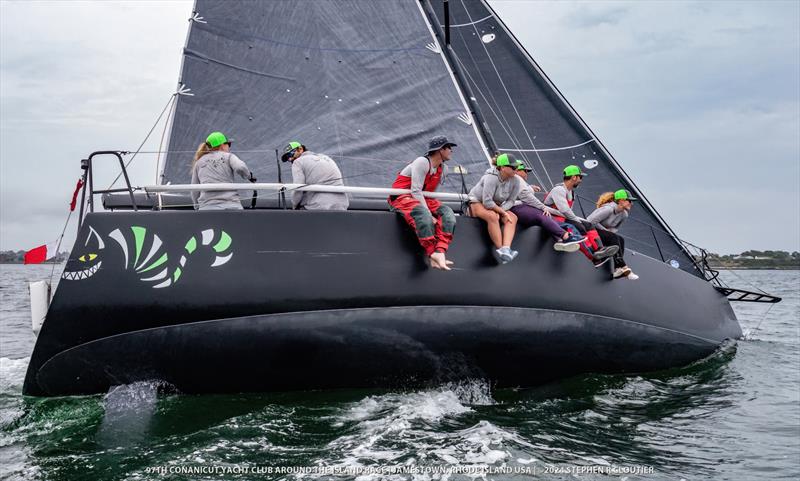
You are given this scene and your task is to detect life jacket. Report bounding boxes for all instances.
[390,157,442,202]
[543,188,571,224]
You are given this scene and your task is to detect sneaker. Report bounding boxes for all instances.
[592,245,619,261]
[554,242,580,253]
[494,248,511,265]
[565,237,587,246]
[613,266,632,279]
[498,246,516,264]
[593,257,612,268]
[627,272,639,280]
[492,248,506,264]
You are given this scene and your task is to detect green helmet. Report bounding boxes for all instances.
[284,141,302,153]
[281,141,303,162]
[495,153,516,167]
[206,131,231,148]
[515,160,532,172]
[614,189,638,201]
[563,165,587,178]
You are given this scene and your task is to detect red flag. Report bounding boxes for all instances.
[70,179,84,211]
[24,242,58,265]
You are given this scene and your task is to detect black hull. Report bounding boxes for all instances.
[24,211,739,396]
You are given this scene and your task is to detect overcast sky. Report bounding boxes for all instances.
[1,0,798,254]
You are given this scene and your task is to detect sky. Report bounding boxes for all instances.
[1,0,798,255]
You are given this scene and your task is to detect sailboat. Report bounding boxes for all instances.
[23,0,780,397]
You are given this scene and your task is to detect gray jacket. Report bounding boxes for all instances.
[191,151,251,210]
[291,151,349,211]
[515,183,562,215]
[544,183,584,222]
[587,202,629,232]
[468,171,524,211]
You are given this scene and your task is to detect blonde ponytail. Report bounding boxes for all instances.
[192,142,212,170]
[596,191,615,208]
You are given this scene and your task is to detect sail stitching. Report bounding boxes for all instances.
[194,21,428,54]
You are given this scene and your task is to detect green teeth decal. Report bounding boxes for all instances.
[132,226,146,267]
[213,232,232,253]
[138,253,168,273]
[84,226,235,289]
[185,237,197,254]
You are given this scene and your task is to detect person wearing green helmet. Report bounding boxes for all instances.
[543,165,618,265]
[191,131,254,210]
[587,189,640,280]
[510,160,584,253]
[281,141,348,210]
[466,153,522,264]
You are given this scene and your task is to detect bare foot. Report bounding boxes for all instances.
[430,252,451,271]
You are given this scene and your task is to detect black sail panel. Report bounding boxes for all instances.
[428,0,699,275]
[163,0,489,193]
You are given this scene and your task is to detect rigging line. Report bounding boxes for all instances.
[154,93,176,184]
[747,302,777,340]
[720,268,771,296]
[572,191,706,255]
[459,0,554,188]
[49,209,75,284]
[450,49,547,188]
[498,139,597,152]
[441,14,493,28]
[107,94,177,190]
[450,27,533,173]
[450,13,544,189]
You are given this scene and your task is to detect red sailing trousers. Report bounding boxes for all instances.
[390,196,455,256]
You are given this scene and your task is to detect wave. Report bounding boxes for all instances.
[0,357,29,394]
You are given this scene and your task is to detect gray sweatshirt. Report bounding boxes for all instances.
[191,151,251,210]
[291,151,349,210]
[587,202,629,232]
[468,171,524,211]
[515,182,562,215]
[397,156,445,212]
[544,183,584,222]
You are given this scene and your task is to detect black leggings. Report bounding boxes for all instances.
[596,229,626,267]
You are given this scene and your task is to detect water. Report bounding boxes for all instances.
[1,265,798,480]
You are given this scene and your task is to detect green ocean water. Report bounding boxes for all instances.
[1,266,798,480]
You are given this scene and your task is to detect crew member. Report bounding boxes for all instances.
[511,161,584,253]
[191,131,253,210]
[544,165,618,264]
[587,189,640,279]
[281,141,349,210]
[467,153,521,264]
[389,136,457,270]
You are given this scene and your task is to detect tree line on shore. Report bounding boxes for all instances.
[705,250,800,269]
